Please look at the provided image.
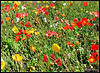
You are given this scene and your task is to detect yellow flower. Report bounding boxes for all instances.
[50,62,53,65]
[81,8,83,10]
[76,41,80,46]
[52,43,60,52]
[37,1,40,3]
[91,5,92,7]
[12,54,23,62]
[53,6,55,9]
[97,2,98,3]
[33,10,35,12]
[29,28,36,34]
[46,5,49,8]
[35,11,38,15]
[35,32,40,35]
[1,59,5,69]
[43,1,46,3]
[86,11,89,13]
[30,69,32,72]
[41,6,44,8]
[14,1,20,6]
[30,66,35,72]
[12,26,19,33]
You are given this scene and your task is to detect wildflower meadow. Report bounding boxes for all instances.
[1,1,99,72]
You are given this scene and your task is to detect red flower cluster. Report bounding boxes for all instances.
[50,3,54,7]
[43,54,62,66]
[1,19,3,24]
[91,44,99,51]
[88,52,99,63]
[51,54,62,66]
[88,44,99,63]
[46,31,61,38]
[15,36,20,42]
[25,22,31,27]
[43,54,48,62]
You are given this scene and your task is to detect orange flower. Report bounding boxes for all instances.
[31,45,35,52]
[61,14,65,17]
[67,42,70,45]
[6,17,10,21]
[21,36,27,40]
[10,8,14,11]
[88,56,96,63]
[71,22,77,26]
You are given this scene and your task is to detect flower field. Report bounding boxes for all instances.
[1,1,99,72]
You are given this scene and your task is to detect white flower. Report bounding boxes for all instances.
[21,6,26,9]
[63,3,66,6]
[42,12,45,14]
[52,1,56,3]
[1,58,4,61]
[50,25,53,27]
[16,18,20,22]
[44,18,47,22]
[55,22,58,26]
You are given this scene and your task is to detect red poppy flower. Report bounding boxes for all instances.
[33,3,35,5]
[5,4,10,9]
[14,3,18,8]
[49,67,51,70]
[60,19,63,23]
[86,22,93,26]
[63,26,69,30]
[81,17,88,26]
[16,32,22,35]
[24,12,28,17]
[54,16,59,21]
[47,7,50,9]
[91,44,99,51]
[43,54,48,62]
[26,34,31,38]
[55,58,62,66]
[45,11,49,15]
[1,19,3,24]
[1,4,4,6]
[77,21,82,28]
[26,3,28,5]
[55,33,61,38]
[84,2,88,6]
[70,26,74,30]
[46,31,52,37]
[88,56,96,63]
[50,3,54,7]
[10,8,14,11]
[42,7,46,12]
[23,30,27,34]
[69,3,72,6]
[20,21,24,26]
[16,13,21,18]
[20,29,23,33]
[51,54,56,61]
[70,43,74,47]
[91,52,99,61]
[25,22,31,27]
[71,22,77,26]
[15,36,20,42]
[91,18,95,21]
[73,18,78,22]
[10,20,14,26]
